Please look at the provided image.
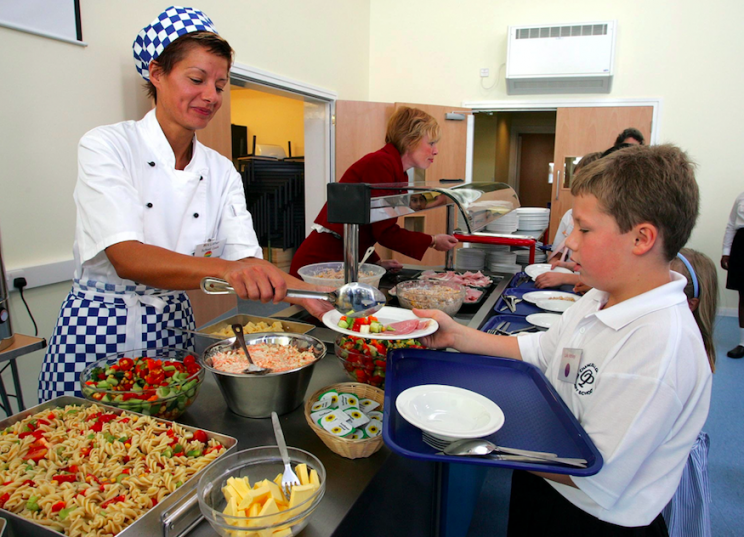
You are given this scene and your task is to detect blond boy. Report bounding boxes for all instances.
[418,145,711,536]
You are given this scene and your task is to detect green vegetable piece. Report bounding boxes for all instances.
[118,436,128,443]
[59,507,76,520]
[173,444,184,454]
[87,433,95,439]
[157,387,171,398]
[66,409,79,415]
[115,474,127,483]
[26,496,40,511]
[186,449,202,458]
[162,447,173,458]
[162,365,177,371]
[175,480,183,488]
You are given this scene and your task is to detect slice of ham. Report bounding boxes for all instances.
[464,288,483,303]
[419,270,492,288]
[386,319,430,335]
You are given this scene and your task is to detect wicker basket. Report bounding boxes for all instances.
[304,382,385,459]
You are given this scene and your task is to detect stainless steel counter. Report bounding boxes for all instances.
[183,269,511,537]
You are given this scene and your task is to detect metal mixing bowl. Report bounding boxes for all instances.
[200,333,326,418]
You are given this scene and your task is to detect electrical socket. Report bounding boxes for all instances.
[14,277,27,290]
[6,269,26,292]
[480,68,490,78]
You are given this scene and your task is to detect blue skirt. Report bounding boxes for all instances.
[39,279,195,402]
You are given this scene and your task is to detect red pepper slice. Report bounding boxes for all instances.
[53,474,77,483]
[117,357,134,371]
[90,421,103,433]
[100,495,125,509]
[51,501,66,513]
[23,447,47,462]
[21,479,34,487]
[192,430,208,444]
[0,492,9,508]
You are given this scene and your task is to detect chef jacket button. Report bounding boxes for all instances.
[579,327,586,334]
[193,213,199,218]
[146,203,153,208]
[148,161,155,167]
[199,176,203,181]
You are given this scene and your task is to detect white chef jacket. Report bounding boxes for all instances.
[73,108,262,284]
[517,271,712,526]
[722,191,744,255]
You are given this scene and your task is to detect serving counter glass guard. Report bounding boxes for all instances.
[326,181,543,282]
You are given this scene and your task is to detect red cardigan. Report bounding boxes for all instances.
[289,144,431,277]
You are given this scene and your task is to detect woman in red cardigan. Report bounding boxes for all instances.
[289,107,458,277]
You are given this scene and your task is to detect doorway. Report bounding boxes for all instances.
[517,133,555,209]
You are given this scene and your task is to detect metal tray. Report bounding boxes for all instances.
[382,349,602,476]
[188,314,314,355]
[0,396,237,537]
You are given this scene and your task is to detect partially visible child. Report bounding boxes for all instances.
[662,248,718,537]
[540,151,601,290]
[417,145,711,536]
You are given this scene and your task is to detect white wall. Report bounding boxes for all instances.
[0,0,371,413]
[369,0,744,310]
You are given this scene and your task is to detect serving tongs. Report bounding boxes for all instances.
[201,277,386,318]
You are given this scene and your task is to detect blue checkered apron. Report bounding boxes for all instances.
[38,279,195,401]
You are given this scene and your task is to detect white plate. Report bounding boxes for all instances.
[524,264,573,280]
[526,313,562,329]
[522,291,579,304]
[536,299,574,313]
[396,384,505,440]
[322,306,439,340]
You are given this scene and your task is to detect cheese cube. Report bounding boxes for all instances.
[229,477,252,500]
[295,463,309,486]
[258,497,282,527]
[289,483,317,509]
[237,488,258,511]
[309,469,320,488]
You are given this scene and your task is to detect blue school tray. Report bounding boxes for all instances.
[509,272,576,293]
[480,314,540,334]
[382,348,603,476]
[493,289,544,316]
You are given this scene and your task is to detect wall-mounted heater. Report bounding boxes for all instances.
[506,21,616,95]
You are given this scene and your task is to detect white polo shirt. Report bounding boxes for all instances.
[517,271,711,526]
[72,108,262,284]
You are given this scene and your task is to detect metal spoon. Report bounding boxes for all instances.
[201,277,386,318]
[231,323,271,375]
[442,439,588,467]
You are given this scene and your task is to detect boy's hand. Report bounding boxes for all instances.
[535,272,567,289]
[721,255,730,270]
[573,281,592,294]
[413,308,464,349]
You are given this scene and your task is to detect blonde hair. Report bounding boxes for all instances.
[385,107,441,156]
[671,248,718,372]
[571,144,699,261]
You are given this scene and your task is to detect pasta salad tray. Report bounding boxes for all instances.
[0,396,237,537]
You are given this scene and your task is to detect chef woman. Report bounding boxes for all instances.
[289,106,458,277]
[39,6,329,401]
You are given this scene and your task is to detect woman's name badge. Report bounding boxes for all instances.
[559,348,582,384]
[194,239,225,258]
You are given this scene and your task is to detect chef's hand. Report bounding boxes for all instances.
[721,255,730,270]
[413,308,464,350]
[378,259,403,272]
[431,234,459,252]
[222,260,288,303]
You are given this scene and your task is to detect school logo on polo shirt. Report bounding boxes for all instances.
[575,363,598,395]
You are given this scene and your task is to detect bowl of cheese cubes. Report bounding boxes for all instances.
[197,446,325,536]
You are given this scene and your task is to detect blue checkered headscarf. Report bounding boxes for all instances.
[133,6,218,81]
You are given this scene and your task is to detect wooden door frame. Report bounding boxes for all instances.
[463,97,662,146]
[229,62,338,232]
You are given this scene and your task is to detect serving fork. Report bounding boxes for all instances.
[271,412,300,500]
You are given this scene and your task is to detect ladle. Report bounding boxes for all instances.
[231,323,271,375]
[201,277,386,318]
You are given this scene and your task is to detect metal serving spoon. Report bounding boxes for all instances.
[231,323,271,375]
[201,277,386,318]
[359,246,376,266]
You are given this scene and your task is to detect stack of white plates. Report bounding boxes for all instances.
[513,249,547,265]
[516,207,550,231]
[485,211,519,233]
[488,261,522,273]
[455,247,486,271]
[487,250,517,265]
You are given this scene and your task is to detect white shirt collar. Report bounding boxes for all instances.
[140,109,200,171]
[585,271,689,331]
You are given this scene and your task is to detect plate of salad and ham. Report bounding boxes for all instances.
[322,306,439,340]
